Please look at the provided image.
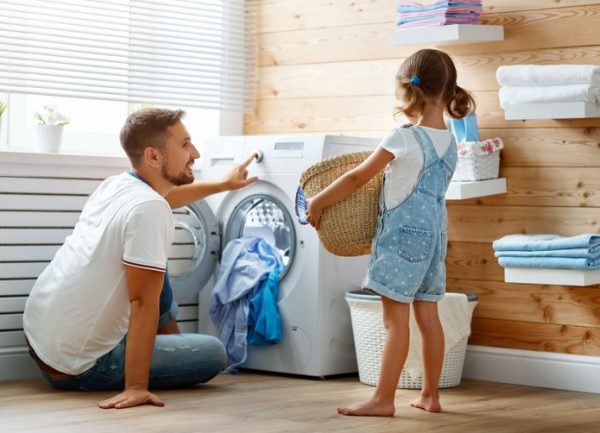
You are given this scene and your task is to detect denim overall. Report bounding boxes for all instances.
[363,125,457,303]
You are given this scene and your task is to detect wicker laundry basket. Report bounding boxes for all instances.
[299,151,383,257]
[345,291,478,389]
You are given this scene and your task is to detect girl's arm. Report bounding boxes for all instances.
[306,147,394,229]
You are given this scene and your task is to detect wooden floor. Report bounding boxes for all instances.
[2,371,600,433]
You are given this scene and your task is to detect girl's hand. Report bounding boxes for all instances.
[306,199,323,229]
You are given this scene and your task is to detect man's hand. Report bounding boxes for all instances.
[221,152,259,190]
[98,387,165,410]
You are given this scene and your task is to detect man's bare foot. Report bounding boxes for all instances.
[337,399,395,417]
[409,395,441,413]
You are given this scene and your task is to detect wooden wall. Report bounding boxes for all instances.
[246,1,600,357]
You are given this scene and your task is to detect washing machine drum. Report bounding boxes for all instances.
[223,193,296,280]
[168,200,220,304]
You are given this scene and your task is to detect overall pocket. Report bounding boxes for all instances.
[397,226,433,262]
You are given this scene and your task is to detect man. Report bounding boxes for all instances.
[23,108,258,409]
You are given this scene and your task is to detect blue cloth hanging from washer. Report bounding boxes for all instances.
[209,236,283,372]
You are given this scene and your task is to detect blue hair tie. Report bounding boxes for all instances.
[410,75,421,86]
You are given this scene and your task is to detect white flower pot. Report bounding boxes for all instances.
[33,124,64,153]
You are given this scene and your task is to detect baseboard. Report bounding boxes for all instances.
[463,345,600,394]
[0,347,40,381]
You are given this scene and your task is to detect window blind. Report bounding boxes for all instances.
[0,0,256,112]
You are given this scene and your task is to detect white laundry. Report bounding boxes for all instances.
[403,292,475,381]
[498,84,600,108]
[496,64,600,87]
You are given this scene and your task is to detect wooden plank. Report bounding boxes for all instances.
[447,279,600,328]
[493,167,600,207]
[446,205,600,243]
[246,92,600,135]
[483,0,597,13]
[258,47,600,96]
[446,241,503,282]
[262,28,600,69]
[257,0,392,33]
[470,317,600,356]
[257,0,593,34]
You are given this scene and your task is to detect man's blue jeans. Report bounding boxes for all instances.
[36,272,226,390]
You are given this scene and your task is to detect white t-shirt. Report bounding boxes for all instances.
[23,172,174,375]
[380,126,453,209]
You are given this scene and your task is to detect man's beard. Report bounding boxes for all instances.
[161,159,194,186]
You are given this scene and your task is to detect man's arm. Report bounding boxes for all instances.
[97,265,165,409]
[165,152,259,209]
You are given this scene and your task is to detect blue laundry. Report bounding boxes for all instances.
[497,256,600,271]
[209,236,283,373]
[247,266,282,346]
[449,111,480,143]
[493,234,600,253]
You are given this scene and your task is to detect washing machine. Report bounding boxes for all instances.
[174,133,380,377]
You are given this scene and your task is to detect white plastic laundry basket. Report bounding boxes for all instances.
[345,291,478,389]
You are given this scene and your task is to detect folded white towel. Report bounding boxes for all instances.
[498,84,600,108]
[403,292,475,381]
[497,65,600,87]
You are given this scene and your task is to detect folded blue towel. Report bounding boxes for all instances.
[495,247,600,259]
[498,255,600,270]
[493,234,600,253]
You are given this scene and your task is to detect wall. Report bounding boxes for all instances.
[247,1,600,360]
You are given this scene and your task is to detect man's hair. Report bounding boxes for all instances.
[119,108,186,167]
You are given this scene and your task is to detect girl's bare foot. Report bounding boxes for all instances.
[337,399,395,417]
[409,395,441,413]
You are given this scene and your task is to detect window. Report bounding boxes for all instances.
[0,0,256,156]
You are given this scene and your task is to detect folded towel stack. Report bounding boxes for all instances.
[396,1,482,29]
[493,234,600,271]
[496,64,600,109]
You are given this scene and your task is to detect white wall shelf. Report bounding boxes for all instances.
[445,177,506,200]
[390,24,504,46]
[505,267,600,287]
[503,102,600,120]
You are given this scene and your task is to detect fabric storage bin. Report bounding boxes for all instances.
[451,137,503,181]
[345,291,478,389]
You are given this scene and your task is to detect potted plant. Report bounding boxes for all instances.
[32,105,69,153]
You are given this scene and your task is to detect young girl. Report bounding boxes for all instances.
[306,48,476,417]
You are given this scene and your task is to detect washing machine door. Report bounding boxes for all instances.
[169,200,220,304]
[223,193,296,280]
